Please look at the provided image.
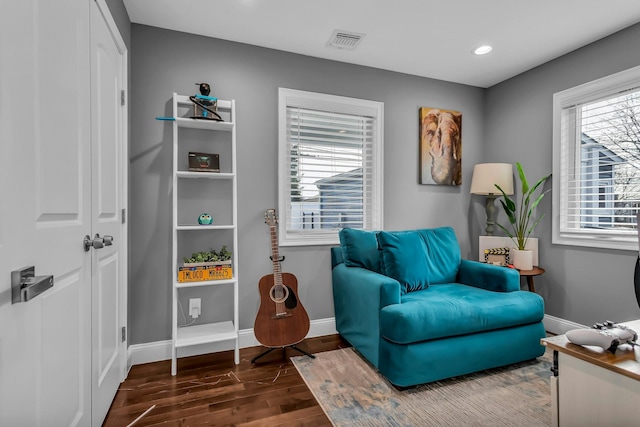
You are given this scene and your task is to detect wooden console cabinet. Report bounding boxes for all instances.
[542,319,640,427]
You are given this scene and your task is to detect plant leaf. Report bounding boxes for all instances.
[516,162,529,194]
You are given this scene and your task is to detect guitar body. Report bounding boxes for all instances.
[254,272,310,348]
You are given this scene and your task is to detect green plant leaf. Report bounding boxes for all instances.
[516,162,529,195]
[496,163,551,250]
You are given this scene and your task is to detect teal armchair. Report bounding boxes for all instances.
[331,226,546,387]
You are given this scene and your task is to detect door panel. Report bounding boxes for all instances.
[0,0,91,425]
[97,254,119,380]
[41,276,85,425]
[90,1,126,424]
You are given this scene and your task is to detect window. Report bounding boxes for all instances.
[553,65,640,250]
[278,88,383,246]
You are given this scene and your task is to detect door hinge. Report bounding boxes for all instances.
[121,326,126,342]
[121,208,126,224]
[121,90,126,106]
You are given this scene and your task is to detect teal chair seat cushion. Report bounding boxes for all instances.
[379,284,545,344]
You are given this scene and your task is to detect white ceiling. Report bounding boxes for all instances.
[123,0,640,88]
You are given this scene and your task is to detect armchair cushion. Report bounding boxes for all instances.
[377,230,430,293]
[338,228,381,273]
[380,284,544,344]
[377,227,461,294]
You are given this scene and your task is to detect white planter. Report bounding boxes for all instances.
[512,249,533,271]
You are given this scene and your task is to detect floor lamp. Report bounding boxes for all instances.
[470,163,514,236]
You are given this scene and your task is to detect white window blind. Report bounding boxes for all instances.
[553,65,640,250]
[278,88,383,246]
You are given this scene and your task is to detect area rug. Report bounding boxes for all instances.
[291,347,551,426]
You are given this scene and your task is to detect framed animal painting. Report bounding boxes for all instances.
[419,107,462,185]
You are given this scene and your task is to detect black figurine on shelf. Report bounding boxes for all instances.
[190,82,222,121]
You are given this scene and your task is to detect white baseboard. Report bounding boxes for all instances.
[543,314,586,335]
[128,317,337,367]
[128,315,582,368]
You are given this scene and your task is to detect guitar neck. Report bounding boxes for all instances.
[269,224,283,283]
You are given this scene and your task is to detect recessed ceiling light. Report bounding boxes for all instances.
[473,45,493,55]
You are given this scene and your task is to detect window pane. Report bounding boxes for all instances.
[287,107,372,231]
[578,90,640,231]
[278,88,383,246]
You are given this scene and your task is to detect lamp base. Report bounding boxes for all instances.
[484,194,498,236]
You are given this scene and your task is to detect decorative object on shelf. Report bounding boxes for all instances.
[182,246,232,264]
[189,82,223,121]
[252,208,313,363]
[197,213,213,225]
[178,262,232,282]
[178,246,233,283]
[495,162,551,270]
[419,107,462,186]
[188,151,220,172]
[470,163,514,236]
[483,247,510,266]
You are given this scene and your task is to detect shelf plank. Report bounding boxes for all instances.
[176,224,235,231]
[175,321,237,348]
[176,171,234,180]
[175,277,237,288]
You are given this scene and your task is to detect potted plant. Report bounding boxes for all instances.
[495,162,551,270]
[182,245,232,266]
[178,246,234,283]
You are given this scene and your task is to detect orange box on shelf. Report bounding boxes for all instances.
[177,262,232,282]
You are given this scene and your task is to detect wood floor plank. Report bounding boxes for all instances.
[103,334,349,426]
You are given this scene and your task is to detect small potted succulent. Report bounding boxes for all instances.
[178,246,233,283]
[183,245,232,267]
[495,162,551,270]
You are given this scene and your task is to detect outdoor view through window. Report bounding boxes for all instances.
[576,89,640,231]
[287,107,373,232]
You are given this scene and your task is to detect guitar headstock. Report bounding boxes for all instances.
[264,209,278,227]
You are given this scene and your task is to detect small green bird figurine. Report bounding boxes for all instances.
[198,213,213,225]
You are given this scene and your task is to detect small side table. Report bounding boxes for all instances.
[517,266,545,292]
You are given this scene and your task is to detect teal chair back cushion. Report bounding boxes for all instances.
[338,226,461,294]
[338,228,382,273]
[377,227,460,293]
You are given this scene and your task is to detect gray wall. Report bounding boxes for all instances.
[129,20,640,346]
[105,0,130,47]
[485,23,640,326]
[129,25,486,344]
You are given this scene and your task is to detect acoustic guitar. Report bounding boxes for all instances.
[253,209,310,348]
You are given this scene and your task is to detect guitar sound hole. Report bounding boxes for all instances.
[270,285,289,303]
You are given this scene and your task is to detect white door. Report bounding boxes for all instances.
[90,1,128,424]
[0,0,127,425]
[0,0,92,425]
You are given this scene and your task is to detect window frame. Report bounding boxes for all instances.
[552,64,640,251]
[278,88,384,246]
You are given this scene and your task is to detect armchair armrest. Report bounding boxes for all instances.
[332,263,401,366]
[458,259,520,292]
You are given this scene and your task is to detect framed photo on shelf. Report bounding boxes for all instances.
[188,151,220,172]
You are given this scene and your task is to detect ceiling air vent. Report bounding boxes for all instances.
[326,30,365,50]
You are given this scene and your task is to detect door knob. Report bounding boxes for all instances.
[84,234,112,251]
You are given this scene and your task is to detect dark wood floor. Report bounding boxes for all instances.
[103,334,351,426]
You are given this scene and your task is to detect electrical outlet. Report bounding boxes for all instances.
[189,298,201,319]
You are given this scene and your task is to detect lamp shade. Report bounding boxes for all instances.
[470,163,514,195]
